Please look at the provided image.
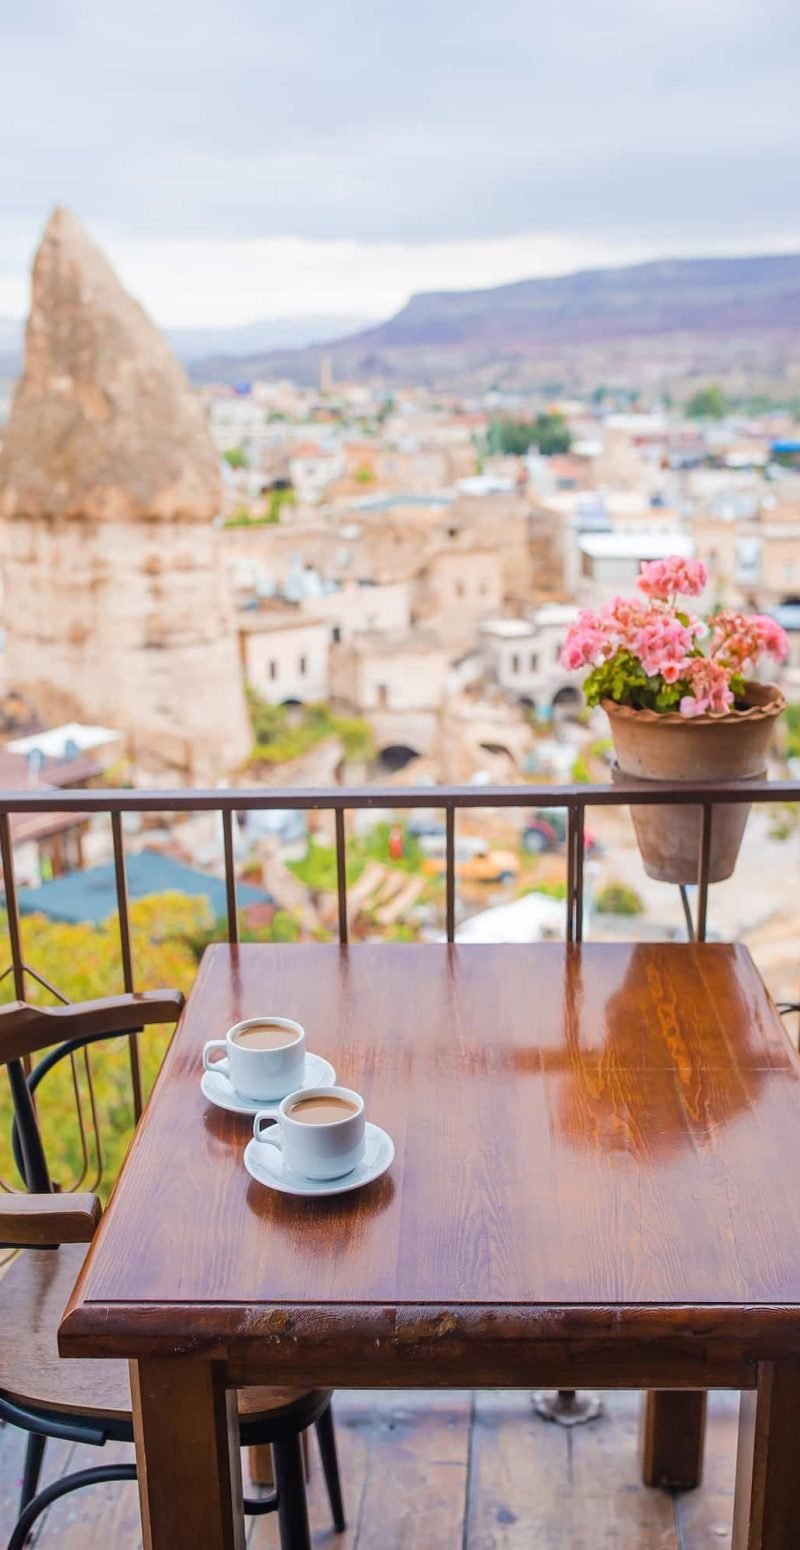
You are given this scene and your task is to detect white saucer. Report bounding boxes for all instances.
[243,1121,394,1198]
[201,1052,336,1117]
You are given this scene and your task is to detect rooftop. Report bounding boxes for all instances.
[6,722,121,759]
[14,847,271,924]
[579,530,693,560]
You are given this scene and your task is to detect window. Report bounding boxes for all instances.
[299,654,307,676]
[331,626,341,644]
[511,653,520,674]
[269,659,278,681]
[529,653,538,672]
[455,580,465,599]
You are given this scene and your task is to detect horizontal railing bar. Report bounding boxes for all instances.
[0,780,799,814]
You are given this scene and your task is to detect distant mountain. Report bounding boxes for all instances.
[172,313,375,363]
[0,312,376,378]
[200,253,800,388]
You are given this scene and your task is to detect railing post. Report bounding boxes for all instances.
[112,812,144,1123]
[221,809,239,946]
[335,808,348,945]
[445,805,456,945]
[566,806,577,944]
[696,804,712,943]
[574,805,586,943]
[0,812,25,1001]
[0,811,51,1191]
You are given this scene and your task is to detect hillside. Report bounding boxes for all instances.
[193,253,800,390]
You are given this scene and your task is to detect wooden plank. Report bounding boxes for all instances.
[353,1391,470,1550]
[467,1390,678,1550]
[732,1360,800,1549]
[0,1422,34,1540]
[676,1391,739,1550]
[29,1439,140,1549]
[131,1358,245,1550]
[2,1389,748,1550]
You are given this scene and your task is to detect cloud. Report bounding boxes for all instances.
[2,0,800,322]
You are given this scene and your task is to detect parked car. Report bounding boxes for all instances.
[522,808,602,856]
[417,829,487,861]
[423,849,520,885]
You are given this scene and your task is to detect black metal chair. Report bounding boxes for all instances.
[0,990,345,1550]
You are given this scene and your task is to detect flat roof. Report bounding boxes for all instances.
[579,532,693,560]
[14,849,271,926]
[480,619,534,639]
[7,722,121,758]
[237,610,325,634]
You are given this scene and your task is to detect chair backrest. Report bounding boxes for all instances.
[0,991,184,1194]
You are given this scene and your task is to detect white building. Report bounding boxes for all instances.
[479,606,581,712]
[575,531,694,602]
[238,610,330,704]
[299,581,411,643]
[288,442,345,504]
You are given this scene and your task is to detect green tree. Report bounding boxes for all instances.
[685,384,728,420]
[223,446,247,469]
[487,413,572,458]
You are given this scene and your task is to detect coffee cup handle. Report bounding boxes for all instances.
[254,1113,282,1146]
[203,1040,230,1078]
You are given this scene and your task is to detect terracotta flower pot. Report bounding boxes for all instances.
[604,681,785,884]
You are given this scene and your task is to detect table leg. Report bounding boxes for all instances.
[130,1358,245,1550]
[640,1391,707,1489]
[732,1361,800,1549]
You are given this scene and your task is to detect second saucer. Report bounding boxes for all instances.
[201,1052,336,1117]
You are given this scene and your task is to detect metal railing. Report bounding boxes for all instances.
[0,776,798,1186]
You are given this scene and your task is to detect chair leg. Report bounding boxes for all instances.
[273,1434,312,1550]
[20,1432,46,1511]
[315,1402,346,1531]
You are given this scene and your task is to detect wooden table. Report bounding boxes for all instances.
[60,942,800,1550]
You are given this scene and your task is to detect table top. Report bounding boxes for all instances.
[61,942,800,1379]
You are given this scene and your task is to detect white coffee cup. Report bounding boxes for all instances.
[253,1086,366,1180]
[203,1017,305,1101]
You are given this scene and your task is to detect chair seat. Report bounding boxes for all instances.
[0,1243,324,1428]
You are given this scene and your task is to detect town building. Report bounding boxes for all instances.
[238,608,330,704]
[479,606,581,713]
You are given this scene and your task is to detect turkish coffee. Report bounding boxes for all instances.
[232,1022,301,1051]
[287,1095,359,1125]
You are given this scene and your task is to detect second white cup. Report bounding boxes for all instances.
[253,1086,366,1179]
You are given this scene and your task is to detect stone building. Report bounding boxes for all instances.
[238,607,330,704]
[330,629,449,765]
[413,547,503,650]
[479,606,581,713]
[0,208,251,783]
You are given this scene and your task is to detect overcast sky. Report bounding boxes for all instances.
[2,0,800,326]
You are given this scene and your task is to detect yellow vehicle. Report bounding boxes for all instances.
[422,848,520,885]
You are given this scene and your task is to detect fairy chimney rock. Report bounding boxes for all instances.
[0,208,251,781]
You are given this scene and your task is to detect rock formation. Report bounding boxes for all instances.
[0,207,251,782]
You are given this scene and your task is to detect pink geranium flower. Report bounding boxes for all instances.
[637,556,708,601]
[679,658,735,717]
[559,553,785,718]
[632,614,697,681]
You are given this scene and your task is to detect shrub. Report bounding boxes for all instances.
[594,882,644,916]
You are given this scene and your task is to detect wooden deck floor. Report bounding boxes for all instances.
[0,1390,739,1548]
